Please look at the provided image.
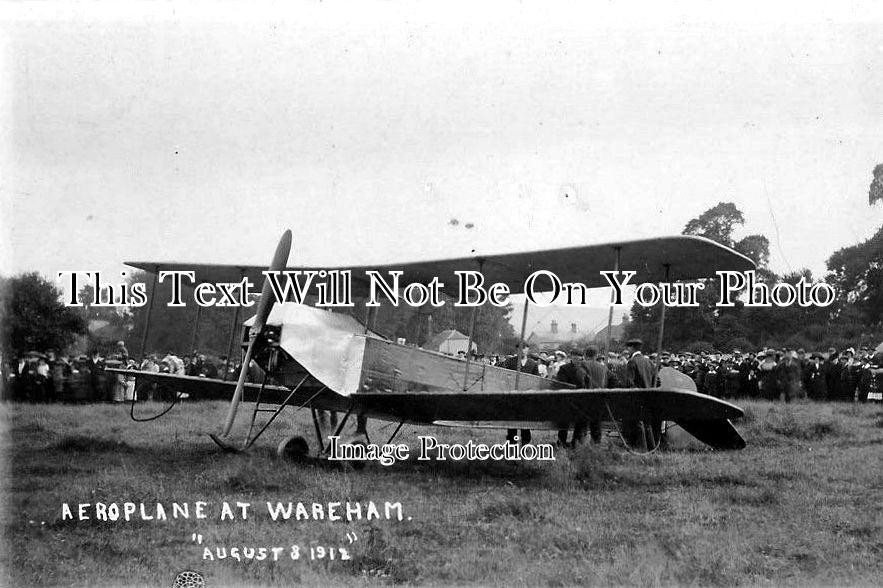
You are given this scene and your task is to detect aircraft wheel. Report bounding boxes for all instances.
[277,435,310,461]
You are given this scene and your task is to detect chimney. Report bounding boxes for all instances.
[551,320,558,334]
[571,323,577,334]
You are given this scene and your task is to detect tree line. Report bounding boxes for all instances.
[625,171,883,352]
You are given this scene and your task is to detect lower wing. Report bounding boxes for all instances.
[104,369,321,407]
[353,385,745,450]
[352,387,742,423]
[110,369,745,450]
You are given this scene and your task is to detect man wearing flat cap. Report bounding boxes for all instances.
[623,338,660,448]
[503,341,538,445]
[581,345,607,443]
[776,349,803,402]
[625,339,656,389]
[554,348,588,446]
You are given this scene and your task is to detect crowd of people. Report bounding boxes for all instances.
[4,340,244,403]
[6,336,881,411]
[492,339,660,448]
[656,346,882,403]
[483,343,882,405]
[484,340,881,449]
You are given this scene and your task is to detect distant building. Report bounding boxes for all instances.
[594,314,630,348]
[424,329,476,355]
[527,319,588,352]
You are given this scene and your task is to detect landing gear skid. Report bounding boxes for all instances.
[209,379,325,453]
[211,394,375,470]
[209,433,240,453]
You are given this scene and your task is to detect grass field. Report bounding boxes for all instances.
[2,398,883,587]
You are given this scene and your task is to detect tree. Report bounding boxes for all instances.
[826,226,883,327]
[0,272,86,355]
[372,296,517,354]
[628,202,752,351]
[734,234,771,269]
[870,163,883,205]
[682,202,744,247]
[126,270,242,358]
[626,202,784,351]
[74,284,134,352]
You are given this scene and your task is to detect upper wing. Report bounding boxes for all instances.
[125,235,754,298]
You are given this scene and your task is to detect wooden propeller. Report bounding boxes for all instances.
[217,230,292,439]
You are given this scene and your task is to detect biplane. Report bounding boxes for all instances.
[109,231,753,461]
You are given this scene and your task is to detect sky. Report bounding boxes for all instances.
[2,2,883,333]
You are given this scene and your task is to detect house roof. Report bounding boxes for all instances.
[425,329,469,351]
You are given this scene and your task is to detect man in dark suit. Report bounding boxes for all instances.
[823,348,840,399]
[738,352,758,398]
[623,339,660,448]
[86,349,105,402]
[776,349,803,402]
[503,342,538,445]
[626,339,656,388]
[500,342,539,375]
[581,345,608,443]
[554,348,588,446]
[838,348,860,401]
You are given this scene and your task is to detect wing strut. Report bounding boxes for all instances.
[222,269,246,381]
[190,304,203,353]
[137,266,159,358]
[514,295,530,389]
[385,421,405,445]
[461,259,484,391]
[604,247,622,352]
[656,264,671,354]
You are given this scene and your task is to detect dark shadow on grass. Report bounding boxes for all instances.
[216,459,314,493]
[742,408,851,447]
[49,434,136,453]
[724,487,779,506]
[395,455,547,484]
[347,526,419,584]
[695,472,754,486]
[476,496,547,522]
[772,420,839,441]
[14,437,234,484]
[13,421,46,434]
